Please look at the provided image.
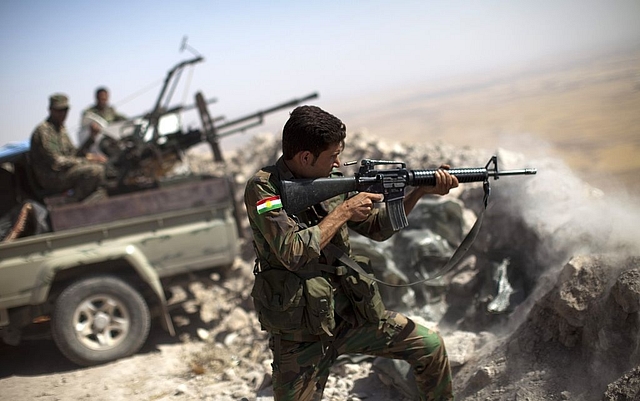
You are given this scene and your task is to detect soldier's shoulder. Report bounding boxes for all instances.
[245,166,279,197]
[247,166,277,185]
[82,106,97,115]
[32,120,52,135]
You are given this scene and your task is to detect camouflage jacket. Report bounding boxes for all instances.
[82,105,126,124]
[29,119,86,182]
[244,157,396,272]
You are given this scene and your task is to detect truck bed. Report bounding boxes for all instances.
[48,176,232,231]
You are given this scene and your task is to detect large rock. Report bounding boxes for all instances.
[454,255,640,400]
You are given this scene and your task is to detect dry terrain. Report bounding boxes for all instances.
[1,48,640,401]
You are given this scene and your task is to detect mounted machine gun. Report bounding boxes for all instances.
[105,56,318,191]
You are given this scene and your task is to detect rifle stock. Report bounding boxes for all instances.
[281,177,358,215]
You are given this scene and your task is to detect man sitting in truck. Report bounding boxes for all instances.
[29,93,108,203]
[78,87,127,158]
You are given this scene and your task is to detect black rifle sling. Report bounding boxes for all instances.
[324,182,490,287]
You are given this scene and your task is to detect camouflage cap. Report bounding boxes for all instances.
[49,93,70,110]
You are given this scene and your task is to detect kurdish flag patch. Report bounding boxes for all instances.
[257,196,283,214]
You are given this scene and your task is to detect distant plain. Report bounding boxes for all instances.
[335,49,640,199]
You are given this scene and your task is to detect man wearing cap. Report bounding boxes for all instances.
[29,93,107,202]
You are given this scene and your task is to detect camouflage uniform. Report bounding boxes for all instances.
[244,157,453,401]
[30,119,105,201]
[79,104,127,156]
[82,105,126,124]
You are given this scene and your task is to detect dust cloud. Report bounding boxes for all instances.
[496,141,640,260]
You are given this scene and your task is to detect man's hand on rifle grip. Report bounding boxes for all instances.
[344,192,384,222]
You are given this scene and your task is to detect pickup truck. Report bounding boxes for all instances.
[0,53,320,366]
[0,145,241,366]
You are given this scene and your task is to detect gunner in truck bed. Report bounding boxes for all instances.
[29,93,108,202]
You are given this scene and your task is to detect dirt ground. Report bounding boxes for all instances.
[0,264,408,401]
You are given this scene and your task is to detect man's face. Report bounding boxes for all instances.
[303,142,343,179]
[49,108,69,125]
[97,91,108,108]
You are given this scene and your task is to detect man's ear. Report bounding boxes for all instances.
[298,150,314,166]
[286,151,312,176]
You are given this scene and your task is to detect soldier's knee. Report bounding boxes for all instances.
[411,321,445,353]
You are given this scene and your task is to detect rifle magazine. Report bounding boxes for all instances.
[387,199,408,231]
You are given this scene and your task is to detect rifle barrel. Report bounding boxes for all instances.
[491,168,537,177]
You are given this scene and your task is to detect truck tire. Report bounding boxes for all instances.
[51,275,151,366]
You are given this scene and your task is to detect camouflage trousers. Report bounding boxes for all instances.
[37,163,105,201]
[270,310,453,401]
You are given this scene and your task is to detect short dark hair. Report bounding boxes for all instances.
[95,87,109,98]
[282,106,346,160]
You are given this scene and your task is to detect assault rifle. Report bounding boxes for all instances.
[281,156,537,231]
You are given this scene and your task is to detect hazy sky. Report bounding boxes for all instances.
[1,0,639,147]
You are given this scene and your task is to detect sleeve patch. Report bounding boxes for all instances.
[257,196,282,214]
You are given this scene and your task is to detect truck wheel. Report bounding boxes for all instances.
[51,275,151,366]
